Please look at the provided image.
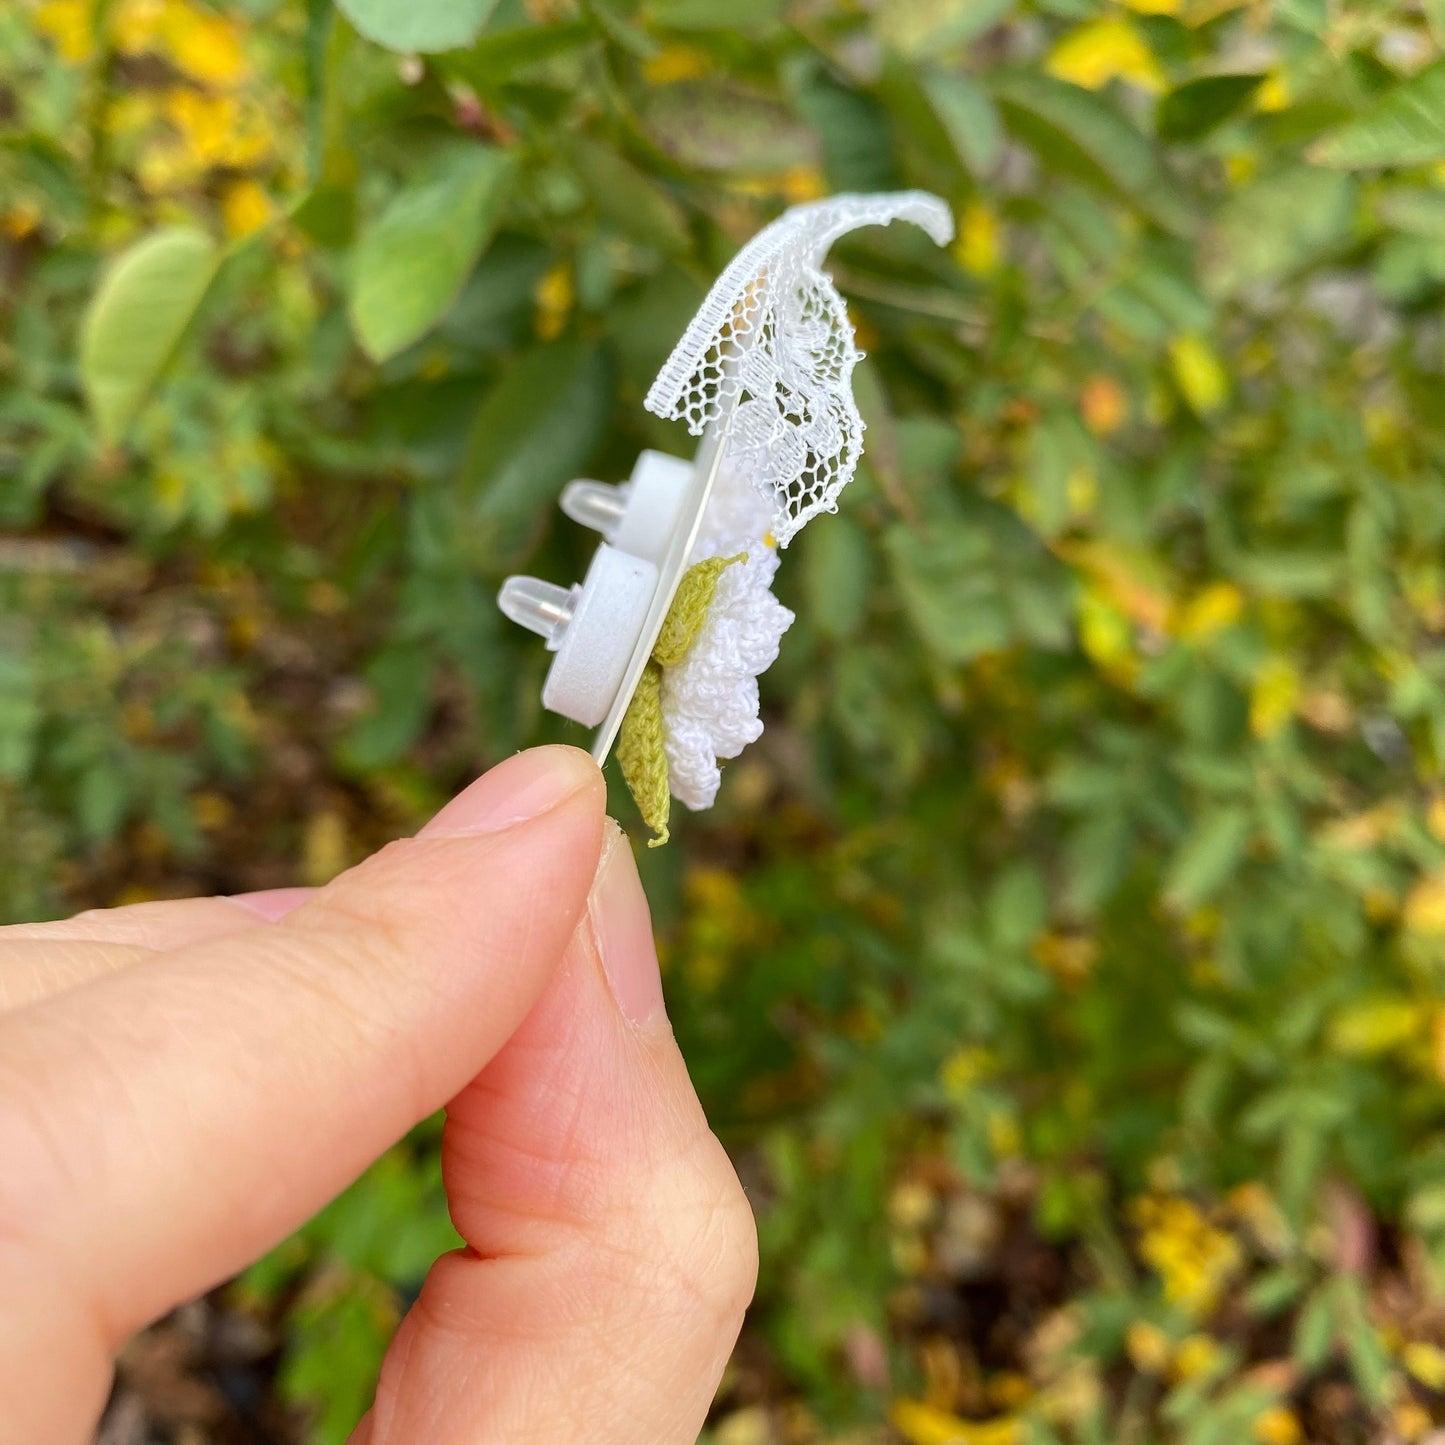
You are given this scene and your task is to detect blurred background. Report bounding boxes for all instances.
[6,0,1445,1440]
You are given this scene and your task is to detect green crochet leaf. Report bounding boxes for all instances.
[618,553,745,845]
[617,662,670,847]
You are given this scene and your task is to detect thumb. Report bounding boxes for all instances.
[0,747,606,1445]
[358,823,758,1445]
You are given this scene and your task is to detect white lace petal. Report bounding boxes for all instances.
[648,191,951,811]
[644,191,954,547]
[659,461,794,811]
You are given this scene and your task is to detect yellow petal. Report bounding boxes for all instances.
[1048,18,1165,93]
[1169,333,1229,415]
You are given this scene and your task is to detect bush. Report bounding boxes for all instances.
[6,0,1445,1440]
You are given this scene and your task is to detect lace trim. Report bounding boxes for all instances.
[644,192,954,546]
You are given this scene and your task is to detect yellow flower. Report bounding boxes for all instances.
[1172,1332,1221,1381]
[1079,584,1137,681]
[1404,872,1445,936]
[1172,581,1244,641]
[1393,1401,1433,1442]
[302,809,349,887]
[112,0,250,85]
[1318,801,1403,851]
[534,263,573,340]
[190,791,233,832]
[1252,1406,1302,1445]
[888,1179,937,1230]
[105,91,164,138]
[955,202,1001,277]
[1079,375,1126,435]
[1069,541,1174,634]
[221,178,272,239]
[987,1373,1031,1410]
[1256,70,1290,113]
[135,141,194,195]
[1048,18,1165,93]
[163,0,249,86]
[34,0,95,62]
[779,165,827,204]
[164,89,271,169]
[2,199,44,239]
[987,1111,1021,1158]
[642,43,709,85]
[941,1047,993,1100]
[1034,931,1098,983]
[111,0,167,55]
[1403,1340,1445,1391]
[1169,333,1229,415]
[1125,1319,1171,1373]
[1327,997,1425,1057]
[890,1400,1021,1445]
[1133,1195,1242,1317]
[1249,657,1299,739]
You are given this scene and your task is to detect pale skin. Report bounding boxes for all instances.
[0,746,758,1445]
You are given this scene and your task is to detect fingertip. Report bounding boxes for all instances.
[421,746,604,839]
[227,887,313,922]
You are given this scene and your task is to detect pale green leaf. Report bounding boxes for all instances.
[991,71,1192,233]
[460,337,614,569]
[921,69,1002,176]
[1203,165,1352,294]
[640,83,815,172]
[349,145,517,362]
[1313,62,1445,169]
[79,226,220,445]
[1165,806,1252,908]
[1156,73,1263,143]
[334,0,499,54]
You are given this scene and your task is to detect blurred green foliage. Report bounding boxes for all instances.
[7,0,1445,1440]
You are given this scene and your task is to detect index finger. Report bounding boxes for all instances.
[0,747,606,1445]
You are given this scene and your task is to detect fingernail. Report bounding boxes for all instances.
[421,746,599,837]
[228,887,312,921]
[590,825,665,1028]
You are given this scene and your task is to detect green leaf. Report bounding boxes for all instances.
[1247,1268,1305,1317]
[1338,1281,1392,1406]
[640,82,816,172]
[440,20,592,86]
[650,0,781,28]
[334,0,499,54]
[793,70,896,192]
[1313,61,1445,169]
[1427,0,1445,45]
[79,227,220,445]
[884,507,1072,664]
[342,645,433,769]
[991,71,1191,232]
[1292,1285,1335,1372]
[1377,186,1445,238]
[1165,806,1252,908]
[460,337,614,569]
[349,145,517,362]
[920,69,1002,176]
[1156,73,1263,143]
[803,514,873,642]
[880,0,1015,55]
[1203,164,1352,294]
[564,136,689,252]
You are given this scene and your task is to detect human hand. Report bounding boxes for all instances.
[0,746,757,1445]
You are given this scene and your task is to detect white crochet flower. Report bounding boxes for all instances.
[661,461,794,810]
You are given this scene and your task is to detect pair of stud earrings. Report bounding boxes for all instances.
[499,191,955,831]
